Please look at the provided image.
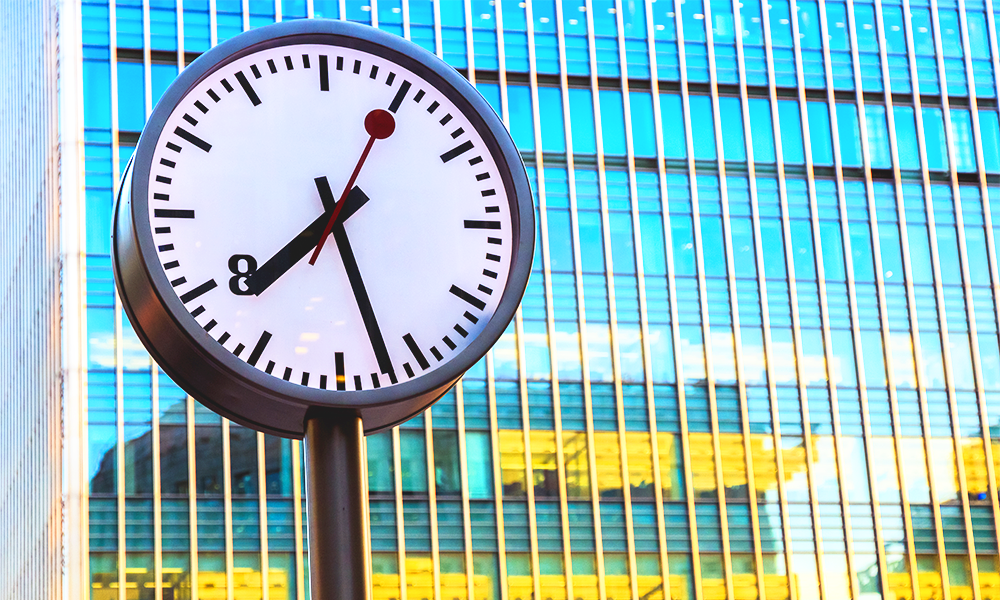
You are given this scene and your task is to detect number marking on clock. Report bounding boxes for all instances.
[180,279,218,303]
[388,80,411,113]
[319,55,329,90]
[464,220,501,230]
[403,334,430,370]
[234,71,262,106]
[247,331,272,367]
[335,352,346,390]
[174,126,212,152]
[154,209,195,219]
[440,140,473,163]
[450,285,486,310]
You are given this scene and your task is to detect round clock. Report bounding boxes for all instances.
[113,19,534,437]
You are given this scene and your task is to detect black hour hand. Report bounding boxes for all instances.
[246,182,369,296]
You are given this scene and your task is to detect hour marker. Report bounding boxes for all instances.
[369,65,378,79]
[414,89,425,102]
[469,156,483,165]
[205,319,217,332]
[195,100,209,114]
[403,334,430,370]
[427,101,439,114]
[247,331,271,367]
[235,71,262,106]
[283,367,292,381]
[336,56,344,70]
[488,237,502,245]
[403,363,414,377]
[153,193,169,201]
[285,56,294,70]
[267,58,278,73]
[483,269,497,278]
[478,284,493,295]
[180,279,218,303]
[486,206,500,213]
[154,209,195,219]
[191,305,205,317]
[183,113,198,126]
[465,220,501,230]
[353,59,361,74]
[388,371,397,384]
[486,253,501,262]
[171,276,186,286]
[430,347,443,361]
[301,372,310,385]
[319,55,329,90]
[160,159,175,168]
[154,227,170,234]
[443,336,456,350]
[266,361,275,375]
[482,189,496,196]
[156,175,172,184]
[440,140,473,163]
[158,243,173,251]
[476,172,490,181]
[221,78,234,92]
[336,352,346,390]
[207,89,220,102]
[250,64,262,78]
[174,126,212,152]
[371,373,381,388]
[440,114,453,125]
[450,285,486,310]
[219,332,230,344]
[164,260,179,270]
[320,375,328,389]
[302,54,311,68]
[234,344,245,356]
[354,375,362,390]
[388,80,411,113]
[454,324,468,337]
[166,142,181,152]
[451,127,464,139]
[464,311,479,324]
[385,72,395,85]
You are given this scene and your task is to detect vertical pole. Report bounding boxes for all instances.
[305,411,370,600]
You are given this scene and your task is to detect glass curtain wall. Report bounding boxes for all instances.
[79,0,1000,599]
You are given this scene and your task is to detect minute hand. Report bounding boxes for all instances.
[333,223,395,379]
[246,183,369,296]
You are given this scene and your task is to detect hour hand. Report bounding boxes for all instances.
[246,183,369,296]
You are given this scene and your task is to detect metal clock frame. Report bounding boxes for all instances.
[113,19,534,439]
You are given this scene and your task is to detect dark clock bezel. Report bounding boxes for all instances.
[112,19,534,438]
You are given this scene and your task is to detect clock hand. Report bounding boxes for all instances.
[247,183,370,296]
[308,108,396,265]
[332,223,395,380]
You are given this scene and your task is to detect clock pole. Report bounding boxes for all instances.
[304,411,371,600]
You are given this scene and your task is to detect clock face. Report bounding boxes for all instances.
[115,21,533,435]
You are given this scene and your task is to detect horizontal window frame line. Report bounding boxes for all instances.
[114,47,998,111]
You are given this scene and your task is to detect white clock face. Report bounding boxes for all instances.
[144,42,514,392]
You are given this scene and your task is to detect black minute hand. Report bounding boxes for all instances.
[246,181,369,296]
[333,223,395,380]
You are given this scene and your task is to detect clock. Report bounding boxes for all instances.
[113,19,534,437]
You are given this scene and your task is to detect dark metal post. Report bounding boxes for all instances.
[305,411,370,600]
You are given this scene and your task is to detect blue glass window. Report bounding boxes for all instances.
[950,110,977,173]
[893,106,921,171]
[506,86,535,151]
[865,105,891,169]
[117,62,145,133]
[599,89,627,156]
[748,98,775,163]
[719,96,746,162]
[777,100,804,165]
[980,110,1000,173]
[836,103,863,168]
[922,107,948,172]
[313,0,341,19]
[629,91,656,158]
[568,88,597,154]
[533,1,560,74]
[806,101,833,166]
[797,1,825,88]
[688,95,716,161]
[660,94,686,160]
[538,87,566,154]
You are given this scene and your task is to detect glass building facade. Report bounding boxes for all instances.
[47,0,1000,598]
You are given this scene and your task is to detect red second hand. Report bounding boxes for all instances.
[309,109,395,265]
